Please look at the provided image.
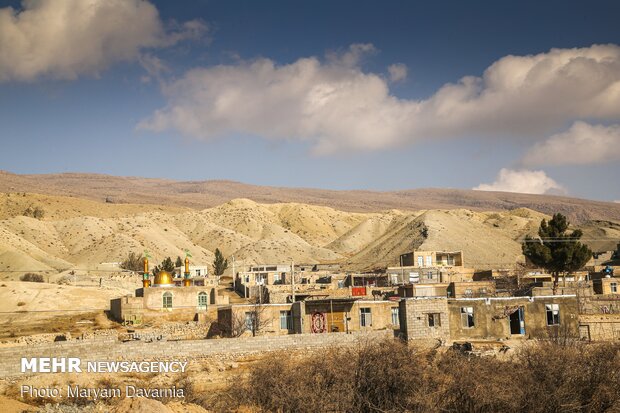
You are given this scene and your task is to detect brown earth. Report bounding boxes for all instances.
[1,170,619,223]
[0,192,617,278]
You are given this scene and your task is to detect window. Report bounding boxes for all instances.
[162,292,173,309]
[391,307,399,325]
[198,292,208,309]
[426,255,432,267]
[280,310,292,330]
[417,256,424,267]
[245,312,255,331]
[360,308,372,327]
[461,307,474,328]
[611,283,618,293]
[195,269,201,277]
[428,313,441,327]
[426,271,433,280]
[546,304,560,326]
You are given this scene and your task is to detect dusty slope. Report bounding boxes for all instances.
[578,220,620,252]
[0,193,616,278]
[0,192,188,220]
[2,171,620,223]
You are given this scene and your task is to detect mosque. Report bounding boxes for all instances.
[110,256,229,325]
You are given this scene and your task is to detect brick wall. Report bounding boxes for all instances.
[0,330,392,378]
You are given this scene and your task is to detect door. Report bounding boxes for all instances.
[509,307,525,335]
[327,311,346,333]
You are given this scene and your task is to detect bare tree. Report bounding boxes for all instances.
[120,252,143,272]
[245,297,271,337]
[218,296,270,338]
[226,311,250,338]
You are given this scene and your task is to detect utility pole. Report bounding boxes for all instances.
[291,260,295,303]
[232,255,236,292]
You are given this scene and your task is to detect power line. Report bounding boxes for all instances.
[0,308,108,314]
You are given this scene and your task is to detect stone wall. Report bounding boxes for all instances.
[399,297,450,343]
[579,314,620,341]
[0,330,392,378]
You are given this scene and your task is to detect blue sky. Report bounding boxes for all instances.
[0,0,619,201]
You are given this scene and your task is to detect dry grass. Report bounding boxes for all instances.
[207,339,620,413]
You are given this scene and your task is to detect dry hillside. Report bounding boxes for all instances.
[1,171,620,223]
[1,193,616,280]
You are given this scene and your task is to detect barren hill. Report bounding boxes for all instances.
[1,171,620,223]
[0,192,617,279]
[0,171,618,277]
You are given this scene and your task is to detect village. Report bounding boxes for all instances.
[2,0,620,409]
[109,236,620,348]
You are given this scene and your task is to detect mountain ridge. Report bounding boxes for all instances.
[1,171,619,223]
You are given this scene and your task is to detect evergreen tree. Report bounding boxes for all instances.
[175,256,183,268]
[212,248,228,276]
[522,213,592,293]
[152,256,176,276]
[161,256,175,272]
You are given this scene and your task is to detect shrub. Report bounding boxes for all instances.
[20,273,44,282]
[120,252,144,272]
[22,206,45,219]
[216,339,620,413]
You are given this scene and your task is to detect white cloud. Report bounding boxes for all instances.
[139,53,170,84]
[473,168,565,195]
[326,43,377,68]
[522,121,620,166]
[139,44,415,154]
[388,63,407,82]
[140,44,620,154]
[0,0,207,82]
